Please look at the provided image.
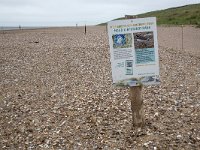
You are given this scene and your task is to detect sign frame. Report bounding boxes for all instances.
[107,17,160,86]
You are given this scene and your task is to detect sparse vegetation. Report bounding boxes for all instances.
[99,3,200,26]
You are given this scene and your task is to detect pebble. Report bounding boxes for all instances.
[177,135,182,139]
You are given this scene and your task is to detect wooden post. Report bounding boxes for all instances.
[85,24,86,35]
[181,25,183,50]
[130,86,144,127]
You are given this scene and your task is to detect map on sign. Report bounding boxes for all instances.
[107,17,160,86]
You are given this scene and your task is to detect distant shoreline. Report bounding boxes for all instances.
[0,26,54,31]
[0,26,91,31]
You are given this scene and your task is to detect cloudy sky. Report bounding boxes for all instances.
[0,0,199,26]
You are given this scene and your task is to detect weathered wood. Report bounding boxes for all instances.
[130,86,144,127]
[181,25,184,50]
[85,24,86,35]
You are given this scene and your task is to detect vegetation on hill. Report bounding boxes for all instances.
[99,3,200,26]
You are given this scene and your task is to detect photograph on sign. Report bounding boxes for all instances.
[107,17,160,86]
[112,34,132,48]
[134,31,155,64]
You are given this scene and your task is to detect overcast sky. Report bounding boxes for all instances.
[0,0,199,26]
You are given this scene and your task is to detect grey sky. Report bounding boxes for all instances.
[0,0,199,26]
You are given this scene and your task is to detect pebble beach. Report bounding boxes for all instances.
[0,26,200,149]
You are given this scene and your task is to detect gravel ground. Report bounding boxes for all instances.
[0,26,200,149]
[158,26,200,57]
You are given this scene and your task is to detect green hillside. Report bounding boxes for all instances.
[99,3,200,26]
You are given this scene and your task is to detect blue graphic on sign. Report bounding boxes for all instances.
[113,34,126,46]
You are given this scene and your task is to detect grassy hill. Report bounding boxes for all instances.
[99,3,200,26]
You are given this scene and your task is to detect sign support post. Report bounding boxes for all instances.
[130,86,144,127]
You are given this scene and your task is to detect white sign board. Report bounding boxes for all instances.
[108,17,160,86]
